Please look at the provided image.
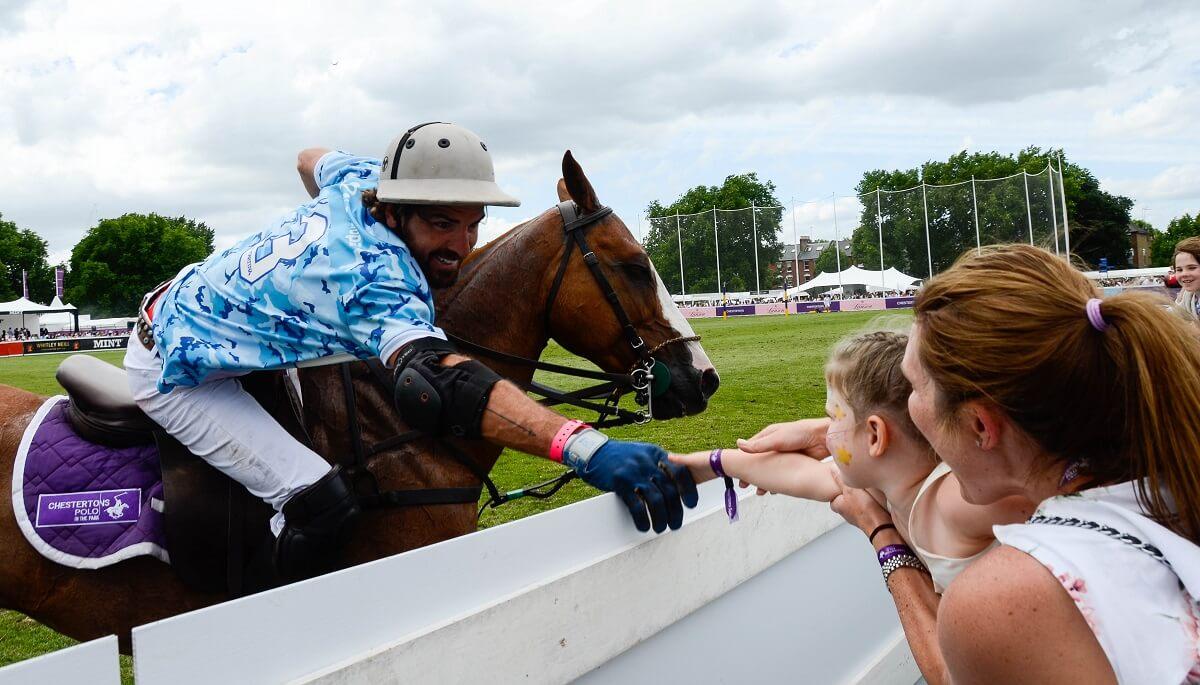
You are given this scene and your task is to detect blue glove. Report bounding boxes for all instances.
[564,432,699,533]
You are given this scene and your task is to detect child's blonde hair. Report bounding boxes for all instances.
[824,327,929,448]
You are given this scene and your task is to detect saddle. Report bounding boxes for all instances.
[54,355,293,594]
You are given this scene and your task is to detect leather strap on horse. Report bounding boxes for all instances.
[558,204,654,366]
[334,359,498,512]
[445,333,650,428]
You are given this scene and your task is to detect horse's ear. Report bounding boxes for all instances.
[556,178,571,202]
[561,150,600,213]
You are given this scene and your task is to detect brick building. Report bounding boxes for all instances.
[1129,225,1153,268]
[778,238,853,287]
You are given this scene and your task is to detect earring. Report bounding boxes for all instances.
[975,438,982,447]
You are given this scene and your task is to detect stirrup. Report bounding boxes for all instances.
[274,466,361,583]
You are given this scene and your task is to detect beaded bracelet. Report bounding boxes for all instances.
[882,553,929,588]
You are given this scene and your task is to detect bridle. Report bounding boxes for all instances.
[449,200,699,428]
[335,200,699,516]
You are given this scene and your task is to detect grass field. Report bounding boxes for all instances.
[0,310,904,675]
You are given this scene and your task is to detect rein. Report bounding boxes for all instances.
[332,200,699,516]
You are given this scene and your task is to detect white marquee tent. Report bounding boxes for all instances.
[37,296,76,328]
[797,266,921,292]
[0,296,77,332]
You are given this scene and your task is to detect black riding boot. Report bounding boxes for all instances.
[274,465,362,583]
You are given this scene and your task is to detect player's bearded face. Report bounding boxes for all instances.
[388,205,484,288]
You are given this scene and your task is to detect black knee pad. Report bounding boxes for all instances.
[392,338,502,438]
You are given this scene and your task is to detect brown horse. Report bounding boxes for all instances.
[0,152,717,651]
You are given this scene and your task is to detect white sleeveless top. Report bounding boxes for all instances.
[906,462,994,593]
[993,481,1200,684]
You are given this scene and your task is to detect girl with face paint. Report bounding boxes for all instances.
[670,328,1033,595]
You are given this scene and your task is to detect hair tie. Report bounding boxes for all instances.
[1085,298,1109,332]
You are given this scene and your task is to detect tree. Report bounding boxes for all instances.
[0,212,54,302]
[849,147,1133,275]
[67,213,214,317]
[642,173,784,294]
[1150,214,1200,267]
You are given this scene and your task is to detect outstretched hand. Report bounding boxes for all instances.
[737,417,832,458]
[570,439,699,534]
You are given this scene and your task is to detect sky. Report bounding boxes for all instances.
[1,0,1197,265]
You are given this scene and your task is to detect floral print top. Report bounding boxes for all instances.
[993,481,1200,684]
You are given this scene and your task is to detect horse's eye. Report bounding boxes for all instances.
[619,262,652,283]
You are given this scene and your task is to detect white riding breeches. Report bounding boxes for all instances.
[124,336,331,536]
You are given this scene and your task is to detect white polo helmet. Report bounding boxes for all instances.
[376,122,520,207]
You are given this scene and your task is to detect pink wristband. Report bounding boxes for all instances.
[549,419,588,463]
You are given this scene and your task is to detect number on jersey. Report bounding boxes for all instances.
[239,212,328,283]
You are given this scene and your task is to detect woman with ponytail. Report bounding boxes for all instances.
[882,243,1200,683]
[746,243,1200,682]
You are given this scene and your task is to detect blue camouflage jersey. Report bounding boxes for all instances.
[151,151,445,392]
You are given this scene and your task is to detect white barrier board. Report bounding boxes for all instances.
[577,524,918,684]
[0,635,119,684]
[133,481,916,684]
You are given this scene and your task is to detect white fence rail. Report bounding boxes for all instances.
[0,636,119,684]
[1,482,919,684]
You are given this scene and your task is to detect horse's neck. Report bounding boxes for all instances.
[436,221,558,383]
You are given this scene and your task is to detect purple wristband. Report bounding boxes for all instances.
[710,448,739,523]
[877,543,914,567]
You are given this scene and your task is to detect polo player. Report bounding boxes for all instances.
[124,123,698,583]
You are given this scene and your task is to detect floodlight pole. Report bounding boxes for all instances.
[790,197,800,288]
[876,189,886,290]
[1058,152,1071,258]
[970,176,981,254]
[921,181,933,278]
[1023,171,1034,244]
[751,203,761,292]
[712,206,722,295]
[676,213,685,296]
[1048,161,1060,255]
[832,193,843,291]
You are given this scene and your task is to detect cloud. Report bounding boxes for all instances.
[0,0,34,35]
[0,0,1197,259]
[1105,164,1200,202]
[1094,86,1200,138]
[790,195,866,241]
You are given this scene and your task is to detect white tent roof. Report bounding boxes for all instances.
[798,266,920,292]
[38,296,78,324]
[884,267,920,284]
[0,297,75,315]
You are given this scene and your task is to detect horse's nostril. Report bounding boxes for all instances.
[700,368,720,398]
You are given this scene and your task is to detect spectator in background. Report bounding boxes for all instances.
[1173,237,1200,322]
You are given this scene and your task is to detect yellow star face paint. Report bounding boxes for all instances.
[834,446,853,465]
[833,404,846,421]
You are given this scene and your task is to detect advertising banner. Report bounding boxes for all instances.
[21,337,129,355]
[717,305,756,316]
[753,303,788,316]
[793,302,827,313]
[836,299,887,312]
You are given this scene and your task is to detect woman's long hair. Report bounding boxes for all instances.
[915,244,1200,541]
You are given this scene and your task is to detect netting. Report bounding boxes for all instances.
[645,161,1069,296]
[649,205,786,295]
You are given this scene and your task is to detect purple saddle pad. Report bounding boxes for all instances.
[12,396,168,568]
